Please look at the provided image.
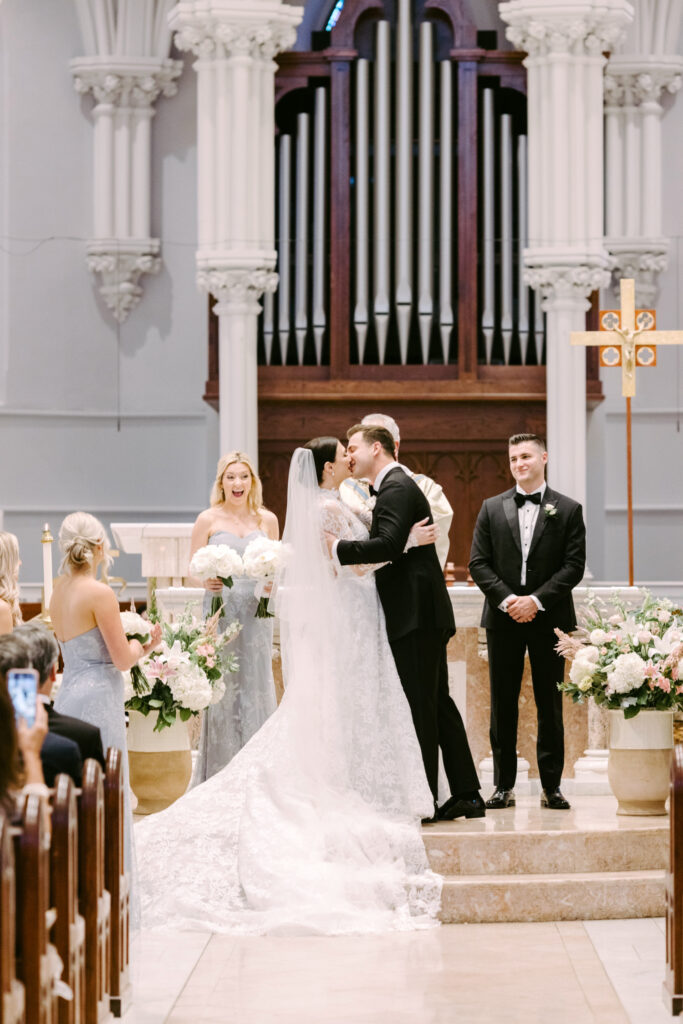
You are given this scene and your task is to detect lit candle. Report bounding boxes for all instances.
[41,523,54,612]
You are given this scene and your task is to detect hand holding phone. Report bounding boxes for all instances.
[7,668,39,727]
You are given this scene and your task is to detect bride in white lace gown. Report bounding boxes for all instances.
[135,440,441,935]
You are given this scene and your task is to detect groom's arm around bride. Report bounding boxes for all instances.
[334,425,482,818]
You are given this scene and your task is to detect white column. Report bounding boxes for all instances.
[171,0,303,463]
[604,57,682,306]
[71,60,182,321]
[500,0,632,509]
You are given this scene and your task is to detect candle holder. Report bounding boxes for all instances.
[40,522,54,629]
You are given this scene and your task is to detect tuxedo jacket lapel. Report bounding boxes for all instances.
[527,486,556,559]
[502,492,522,552]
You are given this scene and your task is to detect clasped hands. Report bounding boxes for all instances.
[505,595,538,623]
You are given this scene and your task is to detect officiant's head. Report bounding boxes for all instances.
[211,451,263,517]
[361,413,400,459]
[304,437,350,489]
[508,433,547,493]
[346,424,396,481]
[58,512,114,580]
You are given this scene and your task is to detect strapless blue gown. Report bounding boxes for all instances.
[192,530,277,783]
[54,625,138,920]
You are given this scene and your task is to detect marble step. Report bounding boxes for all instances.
[439,869,665,924]
[423,824,667,876]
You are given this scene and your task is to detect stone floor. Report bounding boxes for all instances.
[121,917,674,1023]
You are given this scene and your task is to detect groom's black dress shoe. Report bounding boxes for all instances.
[541,787,571,810]
[438,794,486,821]
[485,788,515,809]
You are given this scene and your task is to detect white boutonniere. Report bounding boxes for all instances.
[544,503,558,518]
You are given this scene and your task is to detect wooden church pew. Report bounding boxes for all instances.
[13,793,56,1024]
[664,743,683,1014]
[77,763,112,1024]
[102,750,130,1019]
[0,810,25,1024]
[50,776,84,1024]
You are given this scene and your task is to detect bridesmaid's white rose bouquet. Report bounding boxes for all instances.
[120,608,152,695]
[189,544,244,618]
[242,537,291,618]
[124,606,240,731]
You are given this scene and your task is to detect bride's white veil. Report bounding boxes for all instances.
[274,447,347,783]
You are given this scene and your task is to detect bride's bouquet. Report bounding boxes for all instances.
[242,537,290,618]
[189,544,244,618]
[120,608,152,695]
[124,606,241,731]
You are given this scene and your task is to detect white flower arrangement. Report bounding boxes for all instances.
[556,590,683,719]
[189,544,244,618]
[242,537,291,618]
[124,605,240,731]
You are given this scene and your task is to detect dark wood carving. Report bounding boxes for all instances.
[0,810,25,1024]
[103,750,131,1019]
[50,775,85,1024]
[77,761,112,1024]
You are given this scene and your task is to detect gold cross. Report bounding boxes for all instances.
[571,278,683,397]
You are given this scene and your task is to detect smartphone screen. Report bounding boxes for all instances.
[7,668,39,728]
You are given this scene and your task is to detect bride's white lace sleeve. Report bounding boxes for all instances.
[320,499,388,575]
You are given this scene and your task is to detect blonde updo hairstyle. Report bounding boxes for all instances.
[210,451,264,522]
[0,531,22,625]
[59,512,113,580]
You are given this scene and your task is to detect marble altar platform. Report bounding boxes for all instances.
[424,793,666,924]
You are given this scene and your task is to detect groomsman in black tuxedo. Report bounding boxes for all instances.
[331,424,483,822]
[468,433,586,811]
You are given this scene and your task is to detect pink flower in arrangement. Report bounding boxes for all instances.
[147,658,170,680]
[205,657,216,668]
[655,677,671,693]
[643,664,657,678]
[196,644,215,658]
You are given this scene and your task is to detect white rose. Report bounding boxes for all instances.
[608,615,622,626]
[658,609,672,624]
[577,645,600,663]
[120,610,151,642]
[578,677,592,692]
[589,629,607,645]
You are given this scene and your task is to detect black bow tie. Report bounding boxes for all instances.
[368,485,378,498]
[514,491,542,508]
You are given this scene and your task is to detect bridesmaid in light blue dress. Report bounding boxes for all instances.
[49,512,161,909]
[189,451,279,783]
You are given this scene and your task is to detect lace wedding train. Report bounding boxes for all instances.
[135,454,441,935]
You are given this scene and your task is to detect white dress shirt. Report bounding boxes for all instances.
[500,483,546,613]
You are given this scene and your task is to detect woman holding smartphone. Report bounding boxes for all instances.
[0,634,48,817]
[0,531,22,635]
[49,512,160,903]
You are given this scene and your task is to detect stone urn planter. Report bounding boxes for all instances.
[608,709,673,816]
[127,710,192,815]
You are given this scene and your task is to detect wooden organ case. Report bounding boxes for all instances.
[205,0,602,576]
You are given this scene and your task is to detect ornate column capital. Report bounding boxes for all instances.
[604,56,683,106]
[524,255,612,308]
[198,263,278,309]
[499,0,633,57]
[71,56,183,108]
[605,239,669,306]
[170,1,302,61]
[86,240,162,322]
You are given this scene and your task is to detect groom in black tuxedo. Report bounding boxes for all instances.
[331,424,482,821]
[469,433,586,811]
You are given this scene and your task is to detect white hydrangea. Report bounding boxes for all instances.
[189,544,244,582]
[576,645,600,665]
[606,652,646,695]
[589,629,608,645]
[168,661,213,712]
